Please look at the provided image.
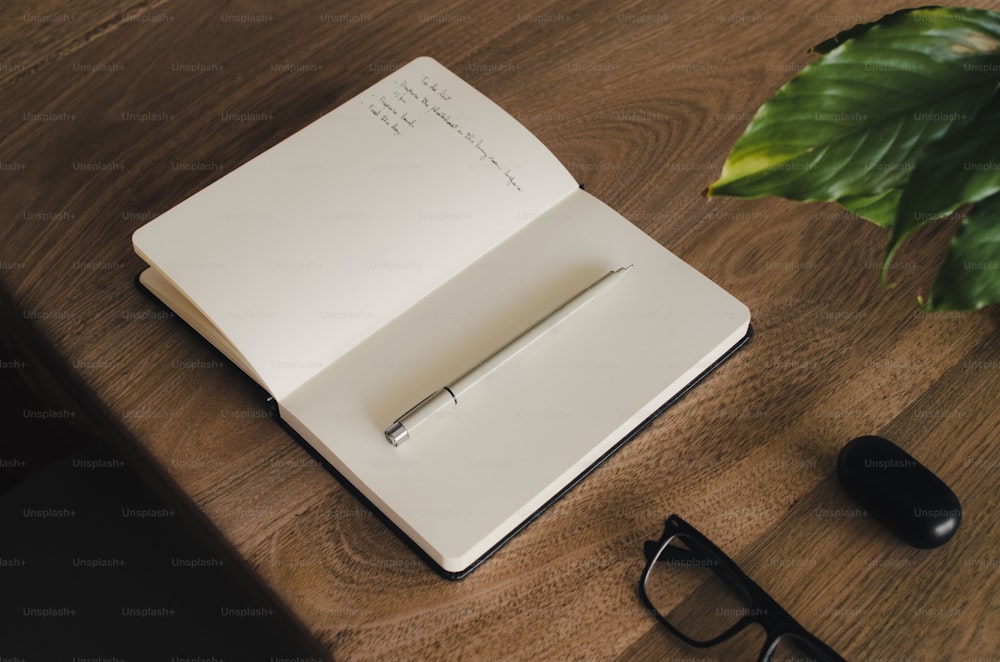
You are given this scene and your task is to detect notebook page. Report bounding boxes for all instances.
[280,188,751,573]
[133,57,578,401]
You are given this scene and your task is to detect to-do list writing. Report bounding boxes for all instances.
[366,73,523,192]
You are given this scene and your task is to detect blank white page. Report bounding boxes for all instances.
[281,188,751,574]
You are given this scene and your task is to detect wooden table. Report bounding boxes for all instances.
[3,1,999,659]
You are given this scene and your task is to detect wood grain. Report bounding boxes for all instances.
[2,0,999,659]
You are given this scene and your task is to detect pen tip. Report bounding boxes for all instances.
[385,421,409,446]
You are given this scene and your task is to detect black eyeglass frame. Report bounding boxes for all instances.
[639,514,845,662]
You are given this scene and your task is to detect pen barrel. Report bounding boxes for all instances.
[449,268,626,399]
[385,266,630,446]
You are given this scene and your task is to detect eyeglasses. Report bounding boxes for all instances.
[639,515,846,662]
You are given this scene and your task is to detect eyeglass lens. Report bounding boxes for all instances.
[643,533,757,643]
[768,632,829,662]
[644,533,830,661]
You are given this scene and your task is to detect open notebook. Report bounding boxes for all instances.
[132,56,751,578]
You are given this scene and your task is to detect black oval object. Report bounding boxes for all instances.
[837,435,961,548]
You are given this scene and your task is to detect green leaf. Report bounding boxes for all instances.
[838,189,903,227]
[811,7,931,54]
[925,192,1000,311]
[884,92,1000,277]
[707,7,1000,202]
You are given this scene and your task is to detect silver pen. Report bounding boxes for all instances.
[384,265,633,446]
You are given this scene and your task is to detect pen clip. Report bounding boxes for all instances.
[386,388,454,446]
[400,388,451,419]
